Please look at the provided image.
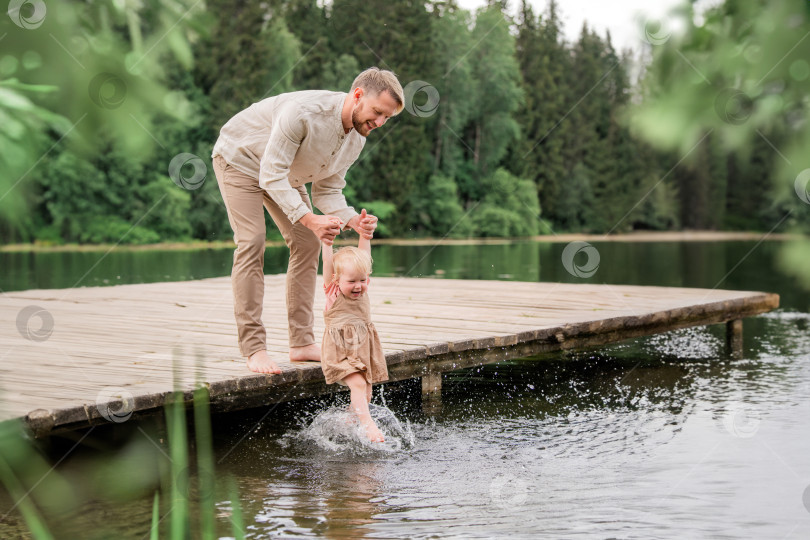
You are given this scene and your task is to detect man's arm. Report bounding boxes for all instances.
[312,169,377,241]
[258,108,312,224]
[259,107,341,243]
[311,165,357,226]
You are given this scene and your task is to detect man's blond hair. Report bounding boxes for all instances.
[351,67,404,113]
[331,246,373,283]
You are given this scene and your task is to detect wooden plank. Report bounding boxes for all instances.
[0,275,779,436]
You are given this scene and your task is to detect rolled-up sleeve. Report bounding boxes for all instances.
[258,108,311,224]
[312,165,358,227]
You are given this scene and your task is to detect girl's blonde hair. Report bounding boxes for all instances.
[331,246,372,283]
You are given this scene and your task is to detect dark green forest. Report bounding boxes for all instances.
[0,0,808,245]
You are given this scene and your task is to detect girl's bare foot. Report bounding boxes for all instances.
[361,418,385,442]
[246,350,282,374]
[344,373,383,442]
[290,343,321,362]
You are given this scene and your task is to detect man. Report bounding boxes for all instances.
[212,68,404,374]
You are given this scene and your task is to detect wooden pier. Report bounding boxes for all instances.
[0,276,779,436]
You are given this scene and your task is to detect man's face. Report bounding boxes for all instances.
[351,89,399,137]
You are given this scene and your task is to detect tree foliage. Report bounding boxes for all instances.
[2,0,805,246]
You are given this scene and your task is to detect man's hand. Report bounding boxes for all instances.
[347,209,378,240]
[299,213,342,245]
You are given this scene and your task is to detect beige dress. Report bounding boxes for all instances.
[321,290,388,386]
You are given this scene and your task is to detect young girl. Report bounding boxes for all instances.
[321,210,389,442]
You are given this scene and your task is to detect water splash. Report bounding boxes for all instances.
[644,326,721,359]
[283,403,415,455]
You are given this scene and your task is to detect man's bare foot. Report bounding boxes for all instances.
[290,343,321,362]
[246,350,282,374]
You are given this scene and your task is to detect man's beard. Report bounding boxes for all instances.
[351,108,371,137]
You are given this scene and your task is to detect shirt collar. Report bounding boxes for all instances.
[335,92,351,138]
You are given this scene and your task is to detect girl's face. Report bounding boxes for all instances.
[336,266,369,299]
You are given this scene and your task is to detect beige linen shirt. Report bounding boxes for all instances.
[212,90,364,225]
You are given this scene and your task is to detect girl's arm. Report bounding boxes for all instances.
[358,235,370,256]
[322,242,334,284]
[357,208,371,256]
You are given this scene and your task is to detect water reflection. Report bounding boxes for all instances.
[2,240,807,312]
[1,241,809,538]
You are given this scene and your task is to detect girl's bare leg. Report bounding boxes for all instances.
[344,373,384,442]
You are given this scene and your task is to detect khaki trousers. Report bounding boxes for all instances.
[212,155,320,357]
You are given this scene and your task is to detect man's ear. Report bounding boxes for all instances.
[354,87,364,100]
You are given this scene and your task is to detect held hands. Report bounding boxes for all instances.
[301,208,377,244]
[347,209,378,240]
[300,213,342,245]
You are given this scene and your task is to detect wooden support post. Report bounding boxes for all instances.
[421,371,442,414]
[726,319,743,359]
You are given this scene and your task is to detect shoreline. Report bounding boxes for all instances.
[0,230,802,253]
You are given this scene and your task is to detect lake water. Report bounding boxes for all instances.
[1,240,809,538]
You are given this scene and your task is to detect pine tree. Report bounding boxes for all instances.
[327,0,438,235]
[466,4,523,179]
[282,0,333,90]
[511,0,568,226]
[194,0,301,131]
